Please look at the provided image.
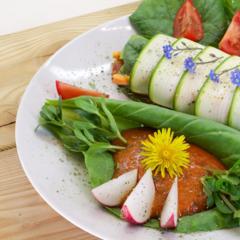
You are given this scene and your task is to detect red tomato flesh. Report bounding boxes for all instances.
[56,80,108,99]
[219,11,240,56]
[173,0,204,41]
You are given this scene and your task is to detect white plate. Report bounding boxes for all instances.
[16,16,240,240]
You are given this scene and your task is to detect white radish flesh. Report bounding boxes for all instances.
[92,169,138,207]
[121,169,155,224]
[160,177,178,228]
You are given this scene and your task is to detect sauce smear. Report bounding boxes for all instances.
[113,128,225,217]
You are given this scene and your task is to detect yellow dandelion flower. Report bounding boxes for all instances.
[140,128,190,178]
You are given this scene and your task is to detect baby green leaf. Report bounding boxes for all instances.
[214,193,233,214]
[84,143,115,187]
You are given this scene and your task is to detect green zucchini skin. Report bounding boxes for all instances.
[228,88,240,130]
[130,34,176,95]
[174,46,229,114]
[149,38,204,109]
[195,56,239,124]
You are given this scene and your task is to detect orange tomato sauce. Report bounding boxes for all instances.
[113,128,226,217]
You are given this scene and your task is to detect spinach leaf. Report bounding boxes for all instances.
[176,209,239,233]
[84,143,115,187]
[121,35,148,74]
[193,0,228,46]
[106,206,239,233]
[224,0,240,21]
[130,0,183,38]
[130,0,228,46]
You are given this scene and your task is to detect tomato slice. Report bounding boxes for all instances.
[219,11,240,56]
[56,80,108,99]
[173,0,204,41]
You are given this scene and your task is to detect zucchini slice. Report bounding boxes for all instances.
[195,56,239,124]
[228,87,240,130]
[149,38,204,108]
[174,47,228,114]
[130,34,176,95]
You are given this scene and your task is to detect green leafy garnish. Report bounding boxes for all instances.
[202,159,240,222]
[129,0,228,46]
[224,0,240,22]
[121,35,148,74]
[39,98,126,187]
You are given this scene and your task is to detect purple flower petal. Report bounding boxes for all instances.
[231,69,240,87]
[163,45,173,60]
[209,70,220,83]
[184,57,196,73]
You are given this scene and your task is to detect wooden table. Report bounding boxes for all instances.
[0,2,139,239]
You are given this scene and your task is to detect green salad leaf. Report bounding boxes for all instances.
[106,207,239,233]
[121,35,148,74]
[129,0,228,46]
[84,143,115,187]
[193,0,228,46]
[176,209,239,233]
[224,0,240,21]
[39,99,126,187]
[202,159,240,222]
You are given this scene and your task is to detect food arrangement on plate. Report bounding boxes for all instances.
[37,0,240,234]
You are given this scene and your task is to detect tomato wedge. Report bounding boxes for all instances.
[56,80,108,99]
[173,0,204,41]
[219,11,240,56]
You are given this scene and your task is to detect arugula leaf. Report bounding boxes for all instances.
[121,35,148,74]
[130,0,228,46]
[100,100,127,143]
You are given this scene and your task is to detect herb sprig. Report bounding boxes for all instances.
[38,97,126,187]
[202,159,240,223]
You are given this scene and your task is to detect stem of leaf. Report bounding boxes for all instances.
[220,194,237,212]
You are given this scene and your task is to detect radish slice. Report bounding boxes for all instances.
[160,177,178,228]
[92,169,138,207]
[121,169,155,224]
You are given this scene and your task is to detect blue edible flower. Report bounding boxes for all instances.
[163,45,173,59]
[184,57,196,73]
[209,70,220,83]
[230,69,240,87]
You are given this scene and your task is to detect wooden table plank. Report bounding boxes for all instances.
[0,1,139,126]
[0,148,98,240]
[0,2,140,239]
[0,123,15,151]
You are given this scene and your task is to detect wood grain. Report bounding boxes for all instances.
[0,148,98,240]
[0,2,140,239]
[0,123,15,151]
[0,1,139,127]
